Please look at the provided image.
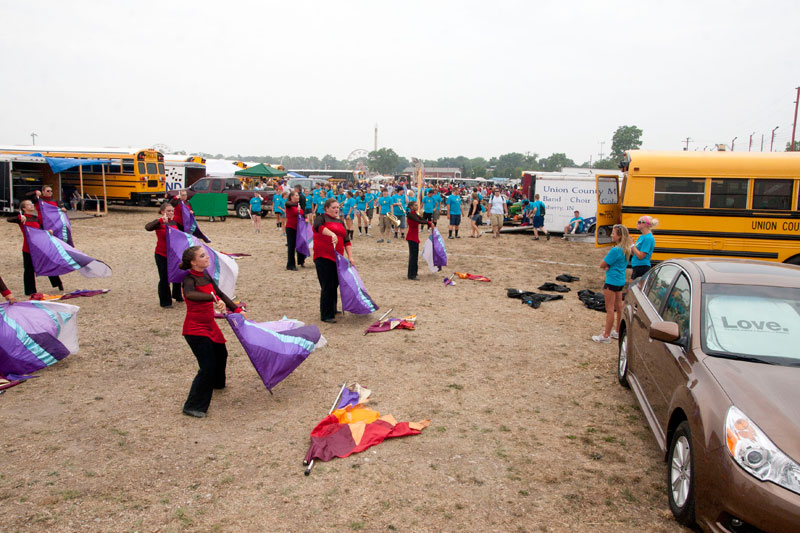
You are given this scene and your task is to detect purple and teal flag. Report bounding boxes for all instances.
[226,314,324,392]
[38,199,73,246]
[335,251,378,315]
[165,225,238,297]
[25,226,111,278]
[0,301,79,376]
[180,202,211,243]
[422,227,448,273]
[296,213,313,257]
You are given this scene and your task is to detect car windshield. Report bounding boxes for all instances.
[702,283,800,365]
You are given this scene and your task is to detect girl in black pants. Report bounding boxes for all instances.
[145,201,183,308]
[284,191,306,270]
[405,201,431,281]
[7,200,63,295]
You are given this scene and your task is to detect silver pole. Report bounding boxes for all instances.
[304,381,348,475]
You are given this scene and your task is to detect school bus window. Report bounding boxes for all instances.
[123,161,134,174]
[752,179,792,210]
[158,163,164,174]
[597,177,619,204]
[109,162,121,174]
[146,162,157,174]
[138,162,146,174]
[92,165,102,173]
[710,179,748,209]
[654,177,704,208]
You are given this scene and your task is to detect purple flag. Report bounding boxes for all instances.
[181,202,211,243]
[226,314,324,392]
[165,225,238,297]
[0,301,80,376]
[422,228,448,273]
[296,213,313,257]
[25,226,111,278]
[335,252,378,315]
[38,200,73,246]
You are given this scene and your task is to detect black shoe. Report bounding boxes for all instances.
[321,318,337,324]
[161,304,173,309]
[287,266,298,271]
[408,277,420,281]
[182,409,206,418]
[299,263,306,268]
[174,298,184,303]
[546,233,551,241]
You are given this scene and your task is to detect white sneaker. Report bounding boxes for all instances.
[592,334,611,343]
[610,330,619,339]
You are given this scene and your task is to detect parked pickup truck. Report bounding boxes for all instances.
[167,177,275,218]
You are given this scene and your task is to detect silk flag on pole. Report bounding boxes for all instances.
[304,387,430,464]
[38,199,73,246]
[180,202,211,243]
[295,212,313,257]
[165,225,238,297]
[335,251,378,315]
[226,314,325,392]
[422,227,448,273]
[0,301,79,376]
[24,226,112,278]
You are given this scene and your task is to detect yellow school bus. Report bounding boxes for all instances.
[595,150,800,264]
[0,146,166,205]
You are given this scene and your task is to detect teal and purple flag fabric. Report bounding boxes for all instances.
[296,213,313,257]
[165,225,238,297]
[38,199,73,246]
[422,228,448,273]
[25,226,111,278]
[180,202,211,243]
[335,251,378,315]
[226,315,324,392]
[0,301,79,376]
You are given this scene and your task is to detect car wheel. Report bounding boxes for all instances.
[667,421,696,526]
[236,203,249,219]
[617,329,629,388]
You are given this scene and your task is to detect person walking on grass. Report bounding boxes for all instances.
[445,189,462,239]
[592,224,631,343]
[531,194,549,241]
[249,192,262,233]
[487,187,507,238]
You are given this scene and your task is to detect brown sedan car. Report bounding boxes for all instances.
[618,258,800,532]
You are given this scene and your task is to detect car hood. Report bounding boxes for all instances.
[705,357,800,460]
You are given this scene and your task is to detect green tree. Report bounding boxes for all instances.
[592,158,619,170]
[538,153,575,172]
[610,125,643,161]
[786,141,800,152]
[369,148,401,175]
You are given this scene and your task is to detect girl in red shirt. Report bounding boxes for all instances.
[179,245,245,418]
[145,201,183,308]
[284,191,306,270]
[6,199,63,295]
[405,201,431,281]
[313,198,354,323]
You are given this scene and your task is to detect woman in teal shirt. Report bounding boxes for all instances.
[592,224,631,343]
[630,216,658,280]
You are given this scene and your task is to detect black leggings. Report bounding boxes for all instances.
[407,240,419,279]
[154,253,183,307]
[285,227,306,269]
[183,335,228,413]
[314,257,338,321]
[22,251,62,295]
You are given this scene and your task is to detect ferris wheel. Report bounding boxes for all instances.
[151,143,171,154]
[347,149,369,162]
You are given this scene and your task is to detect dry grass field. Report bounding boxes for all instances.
[0,207,689,532]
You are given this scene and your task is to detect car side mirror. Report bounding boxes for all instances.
[649,321,681,344]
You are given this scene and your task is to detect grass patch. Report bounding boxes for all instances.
[348,521,365,530]
[447,383,463,391]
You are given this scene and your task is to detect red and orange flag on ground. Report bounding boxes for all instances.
[304,388,429,464]
[455,272,491,282]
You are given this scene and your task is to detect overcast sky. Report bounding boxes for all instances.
[2,0,798,163]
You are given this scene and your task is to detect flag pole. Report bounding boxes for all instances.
[304,381,348,476]
[363,307,393,335]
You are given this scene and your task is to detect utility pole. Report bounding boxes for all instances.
[374,123,378,152]
[771,126,779,152]
[749,132,755,152]
[598,141,605,160]
[731,137,737,152]
[683,137,692,150]
[30,132,37,145]
[791,86,800,151]
[761,134,764,152]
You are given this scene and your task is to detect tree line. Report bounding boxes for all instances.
[195,125,644,178]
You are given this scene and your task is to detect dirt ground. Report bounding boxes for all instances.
[0,208,689,533]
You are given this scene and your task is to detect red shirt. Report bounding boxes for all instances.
[285,205,302,230]
[312,216,350,262]
[13,215,41,253]
[182,271,227,343]
[154,220,178,257]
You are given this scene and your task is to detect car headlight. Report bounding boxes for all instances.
[726,406,800,495]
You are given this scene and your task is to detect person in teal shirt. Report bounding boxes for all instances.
[446,191,462,238]
[249,193,262,233]
[562,210,584,238]
[392,187,407,239]
[592,224,631,343]
[376,188,398,243]
[365,191,377,232]
[355,190,369,236]
[432,190,442,227]
[630,215,658,280]
[273,191,287,235]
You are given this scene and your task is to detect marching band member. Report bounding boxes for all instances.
[313,198,353,323]
[7,199,63,295]
[145,201,183,308]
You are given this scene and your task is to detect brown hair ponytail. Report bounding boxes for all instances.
[178,245,202,270]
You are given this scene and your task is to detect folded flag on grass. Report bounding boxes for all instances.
[336,252,378,315]
[364,315,416,334]
[455,272,491,282]
[295,213,313,257]
[304,386,429,464]
[422,228,447,272]
[38,199,73,246]
[226,314,325,392]
[166,225,238,297]
[180,202,211,243]
[25,226,111,278]
[0,301,79,376]
[336,382,371,409]
[30,289,110,301]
